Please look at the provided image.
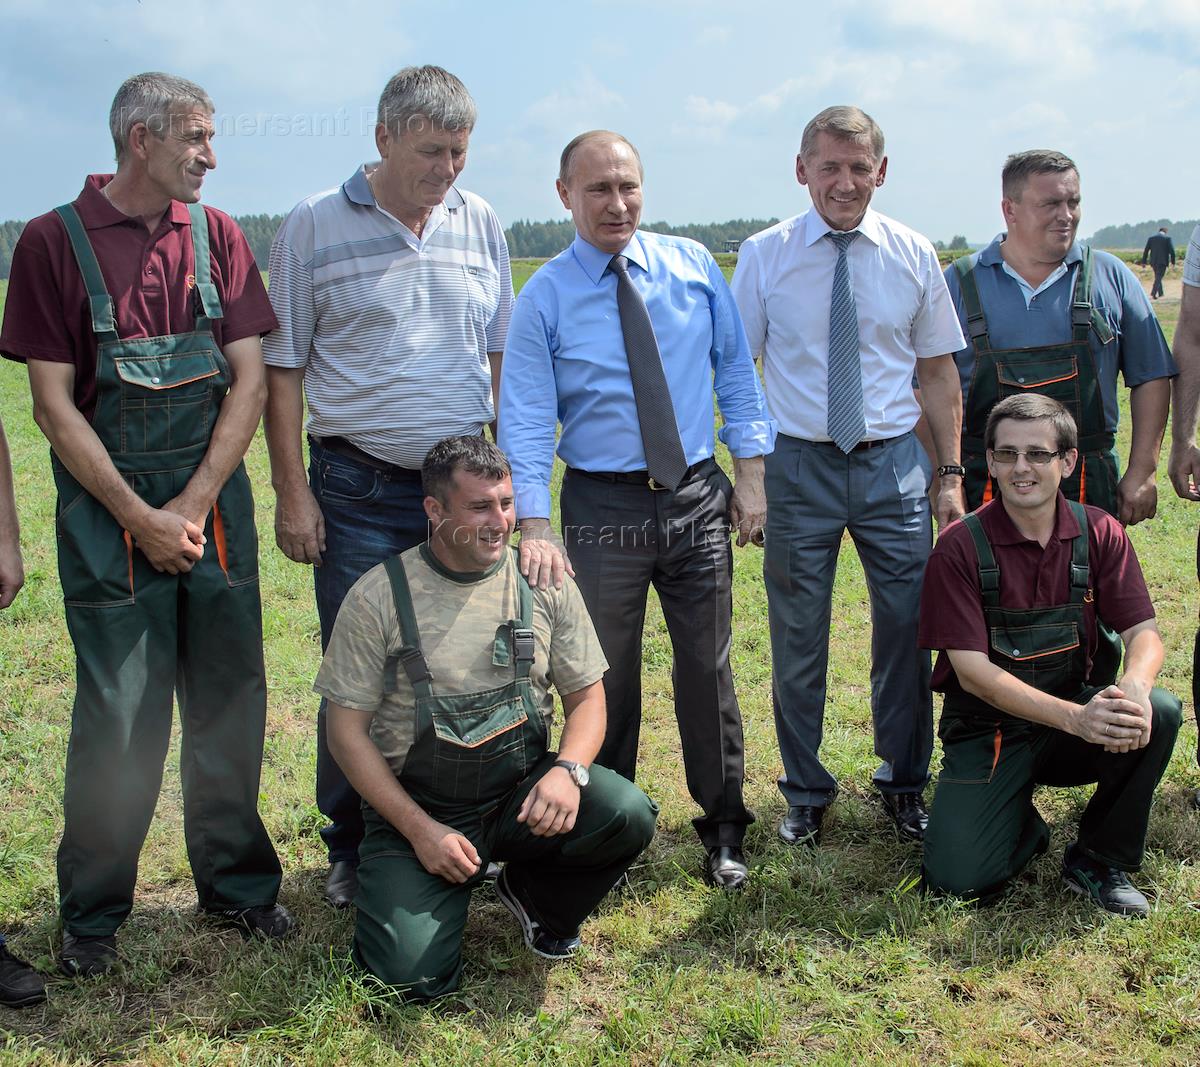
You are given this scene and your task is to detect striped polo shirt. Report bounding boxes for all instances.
[264,165,514,468]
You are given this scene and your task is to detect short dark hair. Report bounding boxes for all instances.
[1001,149,1078,201]
[422,436,511,502]
[559,130,643,183]
[985,394,1077,453]
[377,65,476,138]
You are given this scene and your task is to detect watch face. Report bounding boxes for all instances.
[574,763,590,787]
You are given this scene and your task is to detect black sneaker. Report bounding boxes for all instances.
[204,903,296,940]
[0,943,46,1007]
[59,932,118,977]
[495,867,581,960]
[1062,844,1150,918]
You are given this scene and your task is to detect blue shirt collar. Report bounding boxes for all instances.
[571,231,649,284]
[341,164,467,211]
[978,233,1084,268]
[802,206,883,248]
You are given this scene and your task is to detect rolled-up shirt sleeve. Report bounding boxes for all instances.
[708,253,777,457]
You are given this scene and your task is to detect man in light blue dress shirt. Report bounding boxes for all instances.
[499,131,776,891]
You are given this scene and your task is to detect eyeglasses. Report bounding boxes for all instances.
[988,448,1063,466]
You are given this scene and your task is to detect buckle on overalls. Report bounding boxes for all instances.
[397,646,432,686]
[511,626,535,664]
[1071,301,1092,329]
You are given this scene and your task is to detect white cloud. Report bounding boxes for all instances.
[521,72,624,133]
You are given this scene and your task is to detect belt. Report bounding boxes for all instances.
[307,435,422,477]
[790,433,904,452]
[568,458,714,491]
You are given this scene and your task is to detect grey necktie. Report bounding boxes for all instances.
[825,230,866,453]
[609,254,688,489]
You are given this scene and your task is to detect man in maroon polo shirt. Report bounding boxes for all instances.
[919,393,1180,917]
[0,72,290,978]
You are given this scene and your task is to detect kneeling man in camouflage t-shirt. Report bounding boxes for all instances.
[319,435,658,999]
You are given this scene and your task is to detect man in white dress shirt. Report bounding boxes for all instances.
[730,105,966,847]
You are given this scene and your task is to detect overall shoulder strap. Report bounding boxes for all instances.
[962,511,1001,609]
[187,203,224,323]
[1065,500,1090,604]
[953,255,991,352]
[509,548,535,680]
[1072,245,1114,346]
[383,555,434,699]
[53,204,118,340]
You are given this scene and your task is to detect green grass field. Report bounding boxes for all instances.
[0,266,1198,1065]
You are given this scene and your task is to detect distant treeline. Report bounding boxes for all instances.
[4,213,1194,278]
[1087,218,1200,250]
[0,214,779,277]
[505,217,780,258]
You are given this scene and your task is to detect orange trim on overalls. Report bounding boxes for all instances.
[989,727,1002,780]
[211,503,230,578]
[982,478,993,505]
[1078,459,1086,503]
[122,530,135,595]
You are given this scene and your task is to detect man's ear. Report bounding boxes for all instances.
[1059,448,1079,479]
[423,494,443,528]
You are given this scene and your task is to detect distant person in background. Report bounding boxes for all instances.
[1141,227,1176,299]
[1167,222,1200,809]
[262,66,517,909]
[0,413,43,1008]
[0,71,289,979]
[731,105,966,849]
[944,150,1175,525]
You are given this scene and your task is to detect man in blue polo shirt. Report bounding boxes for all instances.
[263,66,516,907]
[943,150,1175,525]
[499,130,776,891]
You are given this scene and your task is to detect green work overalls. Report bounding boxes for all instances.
[922,502,1181,900]
[52,203,281,936]
[954,247,1119,516]
[352,550,657,999]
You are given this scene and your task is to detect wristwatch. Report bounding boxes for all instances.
[552,759,590,788]
[936,464,967,478]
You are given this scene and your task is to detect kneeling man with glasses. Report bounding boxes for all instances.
[919,394,1180,916]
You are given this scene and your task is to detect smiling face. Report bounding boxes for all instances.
[987,416,1078,518]
[373,118,469,223]
[1002,168,1081,265]
[141,108,216,204]
[425,470,515,573]
[556,136,643,255]
[796,131,887,232]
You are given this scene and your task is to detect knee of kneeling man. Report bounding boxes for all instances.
[1150,689,1183,735]
[922,851,1007,901]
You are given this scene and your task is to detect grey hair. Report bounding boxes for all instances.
[799,106,884,163]
[377,66,476,137]
[558,130,643,183]
[1001,150,1078,200]
[109,72,213,162]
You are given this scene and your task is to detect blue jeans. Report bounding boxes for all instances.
[309,439,430,863]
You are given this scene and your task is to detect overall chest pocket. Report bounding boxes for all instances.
[425,683,540,804]
[994,353,1081,415]
[112,345,225,455]
[989,619,1083,694]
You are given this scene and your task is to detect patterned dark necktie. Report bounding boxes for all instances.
[825,230,866,453]
[609,254,688,489]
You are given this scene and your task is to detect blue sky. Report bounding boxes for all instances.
[3,0,1197,244]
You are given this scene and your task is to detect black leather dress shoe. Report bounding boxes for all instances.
[880,791,928,842]
[324,860,359,908]
[704,846,748,891]
[778,805,824,846]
